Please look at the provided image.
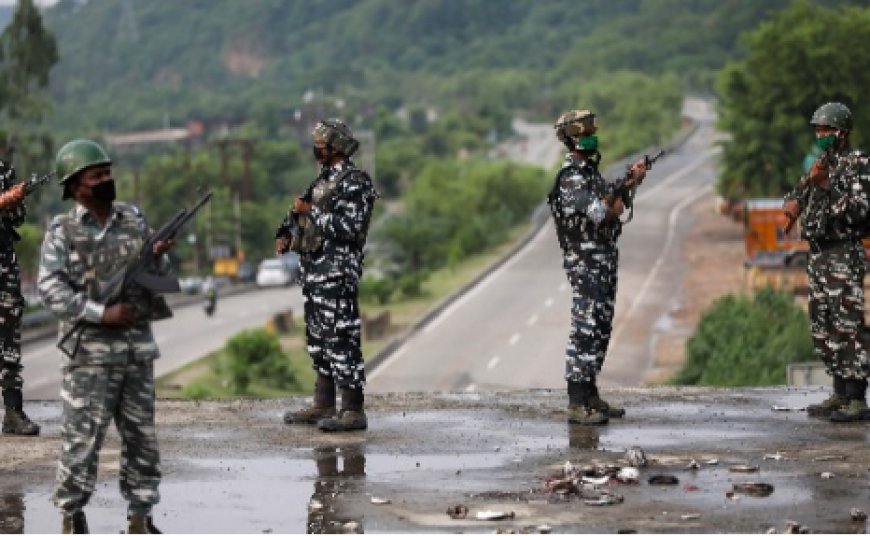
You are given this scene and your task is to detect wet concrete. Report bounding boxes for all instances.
[2,387,870,533]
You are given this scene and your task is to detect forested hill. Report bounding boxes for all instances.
[42,0,866,133]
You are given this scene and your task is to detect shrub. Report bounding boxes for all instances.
[397,272,426,298]
[672,287,814,386]
[359,276,396,305]
[214,329,297,394]
[182,382,213,400]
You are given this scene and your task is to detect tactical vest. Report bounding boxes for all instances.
[547,163,620,250]
[288,168,368,254]
[56,206,172,323]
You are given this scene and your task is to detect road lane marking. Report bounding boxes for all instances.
[544,298,554,308]
[609,182,713,353]
[508,333,520,346]
[487,356,500,370]
[527,314,538,326]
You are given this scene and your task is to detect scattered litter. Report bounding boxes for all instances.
[821,472,835,479]
[616,467,640,483]
[729,464,759,473]
[686,459,700,470]
[725,491,740,501]
[370,496,391,505]
[765,528,777,534]
[584,493,624,506]
[648,474,679,486]
[680,514,700,521]
[731,482,774,497]
[812,454,846,462]
[705,458,719,465]
[475,510,515,521]
[341,521,361,534]
[683,484,701,492]
[581,475,611,486]
[562,461,574,476]
[784,520,810,534]
[308,499,323,513]
[763,452,786,461]
[626,446,648,467]
[545,477,577,495]
[536,524,552,534]
[851,508,867,522]
[772,405,805,412]
[446,504,469,520]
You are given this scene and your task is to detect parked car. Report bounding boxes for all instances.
[256,258,294,287]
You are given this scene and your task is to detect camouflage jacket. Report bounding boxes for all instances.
[548,153,621,252]
[785,146,870,243]
[37,202,167,366]
[301,160,377,283]
[0,160,26,248]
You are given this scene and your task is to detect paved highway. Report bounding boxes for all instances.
[22,286,302,400]
[369,99,719,392]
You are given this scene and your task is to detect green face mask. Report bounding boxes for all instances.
[577,135,599,152]
[815,134,838,151]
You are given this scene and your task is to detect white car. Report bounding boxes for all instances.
[256,258,294,287]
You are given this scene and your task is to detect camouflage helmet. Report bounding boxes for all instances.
[312,118,359,156]
[810,102,852,131]
[554,109,597,144]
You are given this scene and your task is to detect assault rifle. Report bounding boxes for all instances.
[607,149,665,223]
[58,191,213,358]
[783,148,837,235]
[2,171,54,241]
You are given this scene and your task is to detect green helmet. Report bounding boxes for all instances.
[810,102,852,131]
[312,119,359,156]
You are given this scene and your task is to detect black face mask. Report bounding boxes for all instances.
[91,179,116,202]
[313,146,331,163]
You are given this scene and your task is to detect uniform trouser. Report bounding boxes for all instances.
[808,243,869,380]
[564,248,618,383]
[0,251,24,392]
[303,277,365,389]
[53,362,161,515]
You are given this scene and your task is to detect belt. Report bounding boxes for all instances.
[808,238,855,254]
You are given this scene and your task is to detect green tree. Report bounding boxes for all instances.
[717,2,870,199]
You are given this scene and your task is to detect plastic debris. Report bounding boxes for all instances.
[850,508,867,521]
[475,510,515,521]
[446,504,469,520]
[626,446,648,467]
[686,459,700,470]
[583,493,624,506]
[729,464,759,473]
[771,405,805,412]
[680,514,700,521]
[617,467,640,483]
[341,521,361,534]
[648,474,679,485]
[812,454,846,462]
[820,472,835,479]
[370,496,391,505]
[731,482,774,497]
[536,524,553,534]
[581,475,611,486]
[763,452,786,461]
[705,458,719,465]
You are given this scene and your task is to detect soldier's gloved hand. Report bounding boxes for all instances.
[783,199,799,221]
[276,237,290,254]
[152,238,175,255]
[293,197,312,215]
[808,161,829,187]
[627,158,648,187]
[0,183,25,210]
[102,303,137,328]
[606,196,625,220]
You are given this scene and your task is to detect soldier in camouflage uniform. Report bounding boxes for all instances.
[38,140,173,533]
[783,102,870,422]
[0,159,39,435]
[278,119,377,433]
[548,110,647,425]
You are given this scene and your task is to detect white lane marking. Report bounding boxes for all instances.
[421,222,551,335]
[487,356,501,370]
[508,333,520,346]
[609,183,713,351]
[544,298,554,308]
[527,314,539,326]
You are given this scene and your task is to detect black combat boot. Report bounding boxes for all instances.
[829,378,870,423]
[284,374,336,425]
[2,388,39,436]
[807,375,848,418]
[567,380,608,425]
[126,513,161,534]
[318,387,367,432]
[61,511,88,534]
[588,383,626,418]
